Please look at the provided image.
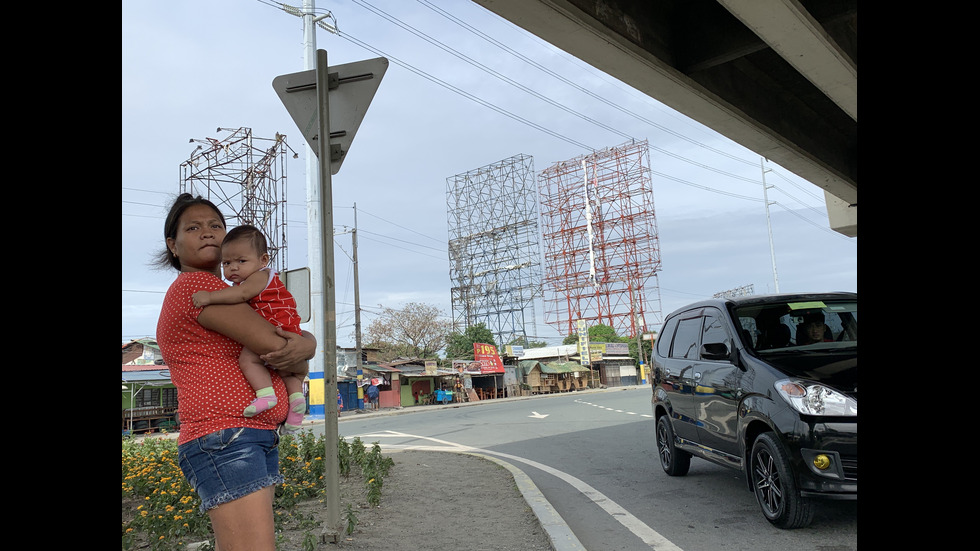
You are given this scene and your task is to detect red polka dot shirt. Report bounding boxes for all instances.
[157,271,289,445]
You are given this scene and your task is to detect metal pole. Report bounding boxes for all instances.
[315,48,341,542]
[353,203,365,409]
[761,158,780,293]
[302,0,327,416]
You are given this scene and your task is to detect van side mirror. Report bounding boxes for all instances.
[701,342,730,361]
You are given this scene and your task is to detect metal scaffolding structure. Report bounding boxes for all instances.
[447,154,542,346]
[538,139,663,339]
[714,284,755,298]
[179,127,293,272]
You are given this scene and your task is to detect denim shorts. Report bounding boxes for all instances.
[177,427,285,512]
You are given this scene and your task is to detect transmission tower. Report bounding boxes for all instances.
[538,139,663,339]
[447,154,542,346]
[179,127,293,272]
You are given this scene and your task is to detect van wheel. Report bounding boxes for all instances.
[750,433,814,528]
[656,415,690,476]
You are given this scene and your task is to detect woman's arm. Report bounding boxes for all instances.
[260,327,316,374]
[197,303,315,370]
[197,303,289,355]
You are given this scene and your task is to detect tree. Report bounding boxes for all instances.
[363,302,451,361]
[562,323,624,345]
[444,323,496,360]
[507,335,548,349]
[562,323,654,367]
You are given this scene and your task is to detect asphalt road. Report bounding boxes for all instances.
[324,386,857,551]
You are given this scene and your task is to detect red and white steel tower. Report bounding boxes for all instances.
[538,139,662,338]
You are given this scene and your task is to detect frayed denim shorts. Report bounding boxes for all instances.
[177,427,285,512]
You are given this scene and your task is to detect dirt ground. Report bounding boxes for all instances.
[277,449,553,551]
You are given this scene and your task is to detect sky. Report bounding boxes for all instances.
[121,0,858,349]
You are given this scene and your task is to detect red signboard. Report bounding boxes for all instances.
[473,343,505,374]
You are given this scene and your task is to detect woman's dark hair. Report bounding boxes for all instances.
[156,193,226,271]
[222,224,268,256]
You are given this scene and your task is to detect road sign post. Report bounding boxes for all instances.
[274,49,386,543]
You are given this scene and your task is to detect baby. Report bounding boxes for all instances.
[192,224,307,432]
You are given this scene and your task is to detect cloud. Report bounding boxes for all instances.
[122,0,856,346]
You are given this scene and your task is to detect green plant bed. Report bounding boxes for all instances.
[122,433,392,550]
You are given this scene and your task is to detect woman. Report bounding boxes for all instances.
[155,193,316,551]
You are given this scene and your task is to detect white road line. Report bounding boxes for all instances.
[348,430,684,551]
[574,399,653,418]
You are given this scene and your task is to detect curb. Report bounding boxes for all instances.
[475,452,587,551]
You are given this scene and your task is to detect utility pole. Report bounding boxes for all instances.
[301,2,325,405]
[761,158,780,293]
[295,1,338,420]
[278,1,339,420]
[635,312,647,383]
[336,208,364,409]
[352,204,365,409]
[271,6,386,541]
[293,3,338,540]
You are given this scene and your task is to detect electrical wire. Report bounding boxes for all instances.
[258,0,827,213]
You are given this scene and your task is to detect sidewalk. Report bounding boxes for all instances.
[318,386,633,551]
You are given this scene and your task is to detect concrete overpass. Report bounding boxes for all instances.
[472,0,857,236]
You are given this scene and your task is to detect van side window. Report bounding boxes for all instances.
[702,310,731,353]
[656,317,679,358]
[672,317,702,360]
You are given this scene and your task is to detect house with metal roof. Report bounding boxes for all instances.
[122,339,178,434]
[505,342,639,388]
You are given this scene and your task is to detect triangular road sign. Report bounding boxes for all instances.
[273,56,388,174]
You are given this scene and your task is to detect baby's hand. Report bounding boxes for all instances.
[192,291,212,308]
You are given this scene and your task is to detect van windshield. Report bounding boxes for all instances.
[733,299,857,352]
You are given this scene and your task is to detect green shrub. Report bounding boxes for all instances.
[122,432,389,550]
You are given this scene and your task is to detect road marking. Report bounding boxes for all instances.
[529,411,549,418]
[350,430,684,551]
[575,399,653,418]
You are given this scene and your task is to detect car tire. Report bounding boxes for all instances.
[656,415,691,476]
[750,432,815,529]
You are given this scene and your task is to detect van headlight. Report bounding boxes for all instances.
[774,379,857,416]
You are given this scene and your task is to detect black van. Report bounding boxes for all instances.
[651,292,857,528]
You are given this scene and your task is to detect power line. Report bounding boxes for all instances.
[257,1,823,208]
[415,0,758,169]
[336,31,595,151]
[352,0,637,144]
[338,1,822,209]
